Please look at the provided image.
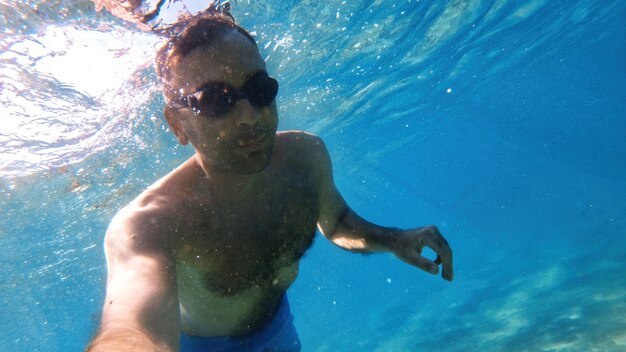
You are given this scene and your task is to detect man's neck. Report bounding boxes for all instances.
[194,153,267,193]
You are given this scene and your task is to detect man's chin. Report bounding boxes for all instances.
[229,146,273,174]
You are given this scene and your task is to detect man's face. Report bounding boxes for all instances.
[167,29,278,174]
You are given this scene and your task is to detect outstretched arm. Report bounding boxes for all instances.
[312,136,453,281]
[87,202,180,352]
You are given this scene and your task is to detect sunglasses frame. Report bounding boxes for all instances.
[168,71,278,118]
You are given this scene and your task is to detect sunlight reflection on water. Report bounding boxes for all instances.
[0,24,161,178]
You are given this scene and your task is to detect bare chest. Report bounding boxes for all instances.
[173,175,319,295]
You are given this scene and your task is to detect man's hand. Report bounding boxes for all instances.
[390,226,454,281]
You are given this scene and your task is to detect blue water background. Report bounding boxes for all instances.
[1,0,625,351]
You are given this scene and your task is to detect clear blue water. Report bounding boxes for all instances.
[1,0,625,351]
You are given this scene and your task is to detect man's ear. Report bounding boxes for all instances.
[164,106,189,145]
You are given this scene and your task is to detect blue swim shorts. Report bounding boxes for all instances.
[179,296,301,352]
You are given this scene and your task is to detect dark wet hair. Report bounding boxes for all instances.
[154,7,257,100]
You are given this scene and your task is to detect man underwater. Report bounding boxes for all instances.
[88,8,453,352]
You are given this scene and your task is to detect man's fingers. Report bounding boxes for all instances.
[397,251,439,275]
[421,226,454,281]
[420,226,448,252]
[441,254,453,281]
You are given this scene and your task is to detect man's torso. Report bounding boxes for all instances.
[135,132,321,336]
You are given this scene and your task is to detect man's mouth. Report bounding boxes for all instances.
[236,134,267,151]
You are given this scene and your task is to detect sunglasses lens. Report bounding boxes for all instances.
[245,75,278,107]
[190,85,235,117]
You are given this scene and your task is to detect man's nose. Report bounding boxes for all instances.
[233,99,261,127]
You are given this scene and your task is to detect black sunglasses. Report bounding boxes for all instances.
[170,71,278,118]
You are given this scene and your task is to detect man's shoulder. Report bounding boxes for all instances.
[106,178,184,249]
[274,130,332,183]
[108,191,169,233]
[276,130,321,144]
[125,156,196,215]
[275,130,327,159]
